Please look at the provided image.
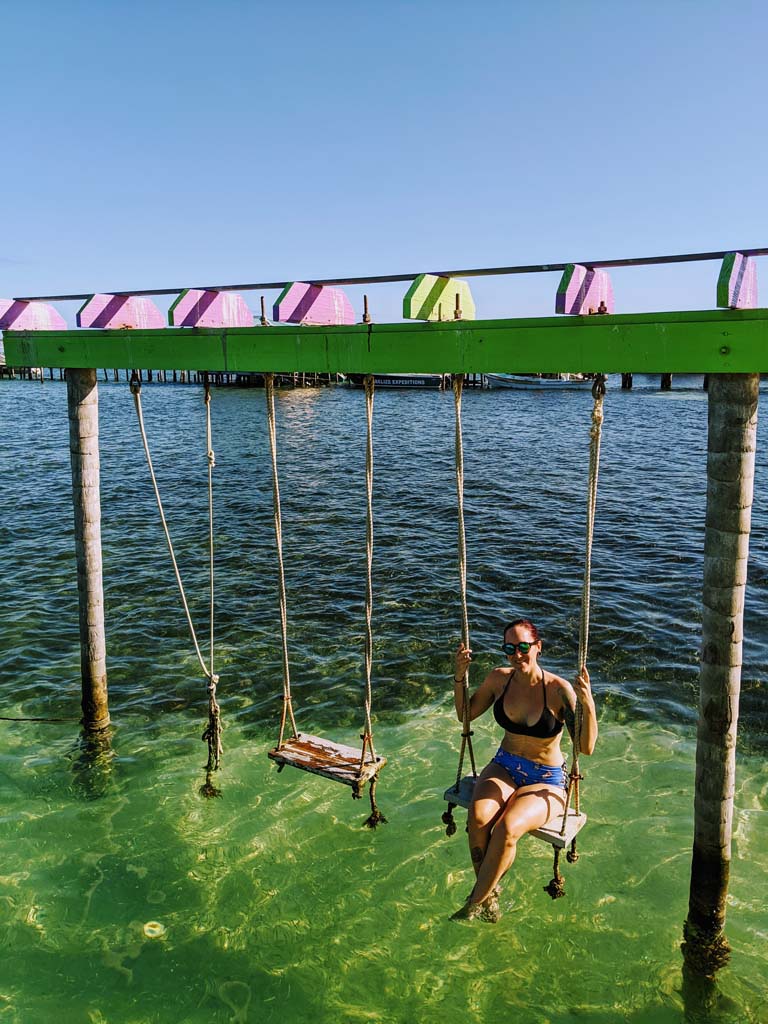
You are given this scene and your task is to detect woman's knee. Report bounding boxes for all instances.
[496,810,529,845]
[469,799,501,832]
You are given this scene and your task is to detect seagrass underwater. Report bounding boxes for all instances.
[1,376,766,1023]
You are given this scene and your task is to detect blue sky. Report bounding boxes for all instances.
[2,0,767,322]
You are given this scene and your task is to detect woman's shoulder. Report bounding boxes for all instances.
[543,670,576,704]
[484,665,513,694]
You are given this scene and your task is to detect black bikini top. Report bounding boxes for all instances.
[493,670,564,739]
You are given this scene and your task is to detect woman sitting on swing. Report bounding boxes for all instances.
[451,617,597,922]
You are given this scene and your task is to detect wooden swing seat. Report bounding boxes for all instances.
[269,733,385,788]
[443,775,586,849]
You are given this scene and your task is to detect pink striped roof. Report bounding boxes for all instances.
[273,282,355,325]
[556,265,614,315]
[169,289,253,327]
[0,299,66,330]
[77,294,165,329]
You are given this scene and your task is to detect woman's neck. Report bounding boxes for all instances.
[512,664,542,686]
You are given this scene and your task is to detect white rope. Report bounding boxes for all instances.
[362,375,376,761]
[265,373,298,747]
[130,376,222,771]
[206,386,216,680]
[454,375,470,648]
[202,383,222,772]
[570,377,605,814]
[452,374,477,781]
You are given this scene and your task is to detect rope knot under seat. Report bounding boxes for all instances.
[544,875,567,899]
[442,805,458,836]
[363,773,387,828]
[544,847,567,899]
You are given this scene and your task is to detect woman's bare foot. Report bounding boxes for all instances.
[479,887,501,923]
[450,897,483,921]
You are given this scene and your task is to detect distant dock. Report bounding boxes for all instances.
[0,365,703,390]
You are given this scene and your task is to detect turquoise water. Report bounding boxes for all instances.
[1,377,767,1023]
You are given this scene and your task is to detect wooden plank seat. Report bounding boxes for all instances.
[444,775,587,849]
[268,733,385,788]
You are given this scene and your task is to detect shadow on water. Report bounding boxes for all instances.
[680,969,745,1024]
[69,727,117,801]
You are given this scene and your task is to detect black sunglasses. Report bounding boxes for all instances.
[501,641,536,655]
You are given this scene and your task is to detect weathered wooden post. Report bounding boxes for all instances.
[682,372,759,978]
[67,368,110,731]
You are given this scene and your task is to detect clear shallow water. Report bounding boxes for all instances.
[1,376,767,1023]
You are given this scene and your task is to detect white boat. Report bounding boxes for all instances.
[483,373,593,390]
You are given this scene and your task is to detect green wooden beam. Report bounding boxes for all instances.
[4,308,768,374]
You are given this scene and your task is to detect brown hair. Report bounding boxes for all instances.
[502,618,540,643]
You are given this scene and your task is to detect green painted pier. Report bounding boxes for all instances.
[5,307,768,376]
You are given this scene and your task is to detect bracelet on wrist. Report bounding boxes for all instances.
[454,675,465,684]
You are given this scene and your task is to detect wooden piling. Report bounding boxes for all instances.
[66,368,110,731]
[682,372,759,978]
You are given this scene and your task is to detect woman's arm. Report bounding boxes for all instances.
[453,642,499,722]
[561,667,598,755]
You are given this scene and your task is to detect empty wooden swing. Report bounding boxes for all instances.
[265,373,387,826]
[442,373,606,896]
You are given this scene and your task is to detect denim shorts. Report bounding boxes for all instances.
[491,747,568,790]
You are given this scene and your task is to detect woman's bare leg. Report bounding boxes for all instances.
[451,765,514,921]
[469,785,565,906]
[467,765,515,877]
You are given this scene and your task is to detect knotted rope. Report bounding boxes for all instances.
[264,373,298,748]
[361,375,377,759]
[360,375,386,828]
[570,373,605,812]
[130,373,222,793]
[443,374,478,837]
[547,373,605,894]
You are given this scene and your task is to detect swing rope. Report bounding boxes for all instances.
[359,375,386,827]
[361,374,377,763]
[545,373,605,896]
[572,373,606,809]
[129,373,223,785]
[264,372,299,748]
[454,374,471,665]
[200,380,223,785]
[442,374,478,836]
